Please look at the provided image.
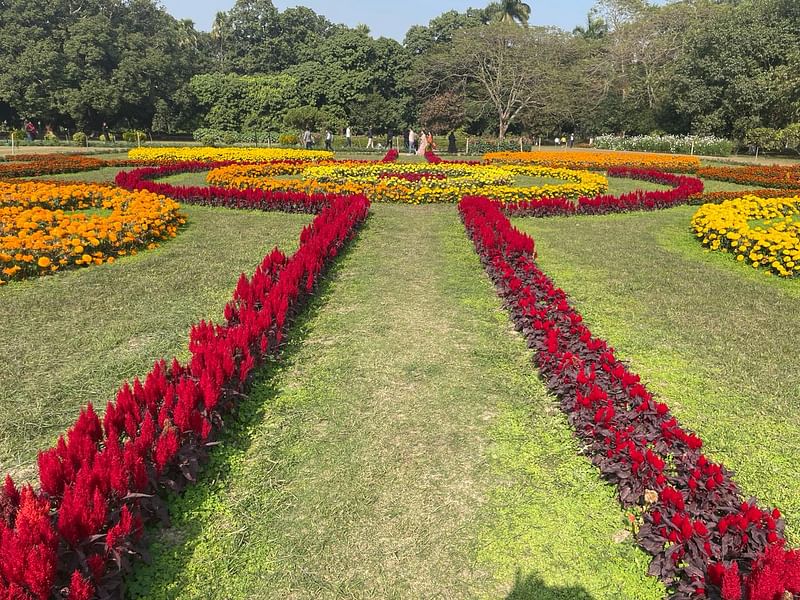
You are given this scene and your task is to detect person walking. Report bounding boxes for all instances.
[554,135,560,147]
[325,129,333,151]
[448,131,457,154]
[366,127,374,149]
[303,128,312,149]
[417,129,428,156]
[345,125,352,148]
[386,128,393,149]
[561,135,567,147]
[408,128,416,154]
[569,133,575,148]
[25,120,37,141]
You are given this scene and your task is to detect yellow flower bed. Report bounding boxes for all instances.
[691,195,800,277]
[484,150,700,173]
[0,182,185,284]
[206,162,608,204]
[128,147,333,163]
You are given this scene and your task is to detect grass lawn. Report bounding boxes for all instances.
[513,208,800,543]
[127,204,662,600]
[0,205,312,477]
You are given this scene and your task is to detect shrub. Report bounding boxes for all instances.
[593,134,734,157]
[121,130,147,143]
[72,132,87,144]
[278,133,299,147]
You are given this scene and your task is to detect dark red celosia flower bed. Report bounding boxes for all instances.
[0,154,143,179]
[689,189,800,205]
[377,171,447,182]
[380,149,399,163]
[115,162,332,214]
[503,168,704,217]
[0,194,370,599]
[697,165,800,190]
[459,195,800,600]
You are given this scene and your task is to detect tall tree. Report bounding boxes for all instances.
[487,0,532,27]
[415,23,568,139]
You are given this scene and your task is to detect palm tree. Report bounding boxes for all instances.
[487,0,532,27]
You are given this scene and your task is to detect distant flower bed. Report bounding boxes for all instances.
[0,153,139,179]
[0,182,184,284]
[484,150,701,173]
[692,195,800,277]
[593,134,734,157]
[128,147,334,164]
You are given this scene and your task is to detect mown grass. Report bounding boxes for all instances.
[513,208,800,542]
[127,204,662,599]
[0,206,312,477]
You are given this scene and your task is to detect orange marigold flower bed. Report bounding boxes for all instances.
[0,182,185,284]
[483,150,701,173]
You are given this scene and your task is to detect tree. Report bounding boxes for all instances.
[418,91,466,133]
[415,24,569,139]
[487,0,532,27]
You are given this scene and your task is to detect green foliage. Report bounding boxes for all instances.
[278,133,299,146]
[122,130,147,143]
[283,105,343,132]
[71,131,87,144]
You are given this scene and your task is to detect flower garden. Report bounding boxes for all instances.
[1,147,799,600]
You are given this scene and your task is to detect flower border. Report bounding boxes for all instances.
[459,195,799,599]
[0,189,370,599]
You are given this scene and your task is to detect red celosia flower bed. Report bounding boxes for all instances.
[0,193,369,599]
[380,149,399,163]
[115,162,333,213]
[424,149,444,164]
[503,168,704,217]
[697,165,800,189]
[459,195,800,600]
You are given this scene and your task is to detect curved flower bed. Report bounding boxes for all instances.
[484,150,701,173]
[691,195,800,277]
[128,147,333,164]
[504,168,704,217]
[697,165,800,189]
[460,195,800,600]
[0,182,184,284]
[207,161,608,205]
[115,162,332,214]
[0,192,370,599]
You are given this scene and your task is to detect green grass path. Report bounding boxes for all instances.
[514,208,800,540]
[0,206,311,477]
[129,204,662,599]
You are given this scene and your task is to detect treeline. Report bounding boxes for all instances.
[0,0,798,143]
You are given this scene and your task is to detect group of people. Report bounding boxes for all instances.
[554,133,576,148]
[406,128,436,155]
[301,126,453,154]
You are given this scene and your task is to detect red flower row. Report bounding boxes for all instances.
[503,168,704,217]
[115,162,331,213]
[380,149,400,163]
[459,195,799,600]
[0,194,370,599]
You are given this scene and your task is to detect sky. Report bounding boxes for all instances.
[160,0,608,40]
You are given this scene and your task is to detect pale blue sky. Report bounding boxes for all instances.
[160,0,612,39]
